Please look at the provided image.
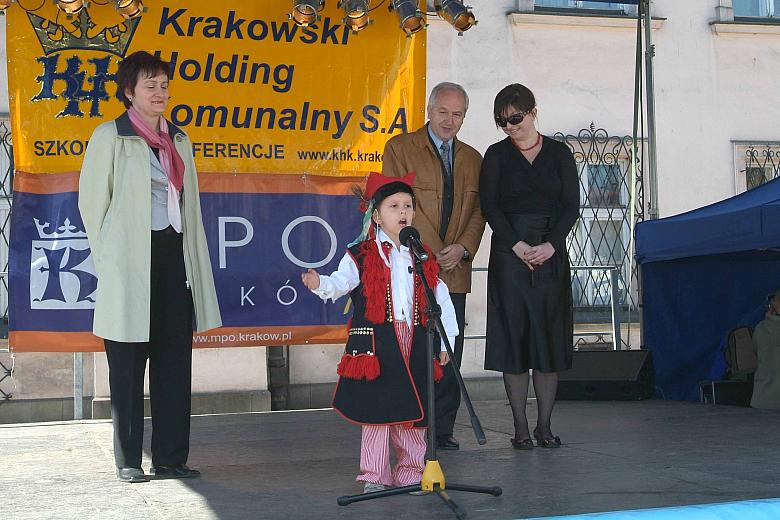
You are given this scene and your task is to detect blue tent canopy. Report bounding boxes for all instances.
[635,177,780,401]
[637,178,780,264]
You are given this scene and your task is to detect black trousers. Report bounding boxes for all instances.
[434,292,466,437]
[104,227,193,469]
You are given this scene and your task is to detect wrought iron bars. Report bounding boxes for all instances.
[554,125,644,320]
[0,118,12,404]
[0,119,11,340]
[743,143,780,190]
[0,359,12,403]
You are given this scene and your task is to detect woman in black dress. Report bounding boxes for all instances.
[480,84,579,449]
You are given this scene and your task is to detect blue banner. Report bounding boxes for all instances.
[201,191,359,327]
[9,173,364,351]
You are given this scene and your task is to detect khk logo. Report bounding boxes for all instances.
[22,4,141,117]
[30,217,97,310]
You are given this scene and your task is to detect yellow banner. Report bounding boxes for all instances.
[6,0,426,176]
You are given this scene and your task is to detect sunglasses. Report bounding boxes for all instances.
[495,111,529,127]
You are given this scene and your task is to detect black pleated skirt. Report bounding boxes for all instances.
[484,214,573,374]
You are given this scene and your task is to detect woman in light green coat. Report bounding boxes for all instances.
[79,51,221,484]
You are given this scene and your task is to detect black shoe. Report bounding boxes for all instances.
[510,437,535,450]
[149,464,201,479]
[533,427,562,449]
[436,435,460,450]
[116,467,150,483]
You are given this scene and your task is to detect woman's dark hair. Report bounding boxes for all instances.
[116,51,171,108]
[372,182,416,210]
[493,83,536,124]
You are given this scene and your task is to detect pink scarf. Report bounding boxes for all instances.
[127,107,185,193]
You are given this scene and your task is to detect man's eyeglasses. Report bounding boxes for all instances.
[495,111,528,128]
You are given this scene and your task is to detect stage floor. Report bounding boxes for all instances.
[2,399,779,520]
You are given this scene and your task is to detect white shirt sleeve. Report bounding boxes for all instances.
[311,252,360,302]
[435,279,459,353]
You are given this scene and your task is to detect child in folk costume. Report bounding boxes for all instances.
[302,172,458,494]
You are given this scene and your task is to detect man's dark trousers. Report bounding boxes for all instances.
[435,292,466,439]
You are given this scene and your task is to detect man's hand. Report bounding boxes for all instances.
[525,242,555,266]
[439,351,450,366]
[436,244,466,272]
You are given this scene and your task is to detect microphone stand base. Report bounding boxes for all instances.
[337,458,502,519]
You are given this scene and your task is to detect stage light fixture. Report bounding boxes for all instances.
[56,0,84,16]
[290,0,325,27]
[340,0,370,33]
[0,0,14,10]
[390,0,426,36]
[116,0,145,20]
[434,0,476,35]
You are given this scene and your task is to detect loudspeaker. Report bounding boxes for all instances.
[557,350,654,400]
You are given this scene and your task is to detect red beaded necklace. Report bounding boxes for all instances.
[513,132,541,152]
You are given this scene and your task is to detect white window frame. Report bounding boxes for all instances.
[535,0,634,14]
[513,1,658,28]
[733,0,779,18]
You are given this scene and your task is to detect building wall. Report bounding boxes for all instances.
[652,0,779,213]
[2,1,779,417]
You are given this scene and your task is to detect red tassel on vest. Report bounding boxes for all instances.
[337,353,381,381]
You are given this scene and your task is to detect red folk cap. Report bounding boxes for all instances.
[364,171,417,201]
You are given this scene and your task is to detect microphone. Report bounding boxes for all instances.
[399,226,429,261]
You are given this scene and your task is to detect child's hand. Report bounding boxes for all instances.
[301,269,321,290]
[438,351,450,366]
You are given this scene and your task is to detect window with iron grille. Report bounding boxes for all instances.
[733,0,780,18]
[734,142,780,193]
[554,129,643,320]
[570,162,632,309]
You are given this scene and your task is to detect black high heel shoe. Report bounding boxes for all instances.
[533,427,561,448]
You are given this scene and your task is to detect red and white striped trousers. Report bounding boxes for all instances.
[356,320,427,487]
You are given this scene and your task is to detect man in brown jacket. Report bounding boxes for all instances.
[382,82,485,450]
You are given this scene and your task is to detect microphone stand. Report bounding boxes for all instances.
[337,252,502,519]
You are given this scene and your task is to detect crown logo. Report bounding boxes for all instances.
[34,218,88,240]
[25,5,140,57]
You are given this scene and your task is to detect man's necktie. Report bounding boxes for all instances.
[440,141,452,179]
